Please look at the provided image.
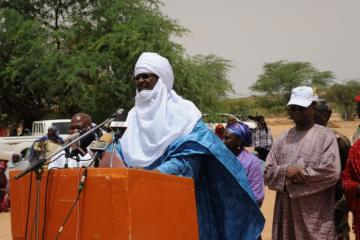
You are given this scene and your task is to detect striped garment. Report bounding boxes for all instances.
[252,127,273,150]
[265,124,340,240]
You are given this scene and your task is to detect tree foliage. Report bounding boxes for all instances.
[325,80,360,120]
[250,60,334,105]
[0,0,233,126]
[221,95,288,118]
[173,55,233,113]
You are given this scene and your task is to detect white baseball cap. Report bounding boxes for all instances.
[287,86,318,107]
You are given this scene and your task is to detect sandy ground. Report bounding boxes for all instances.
[0,115,358,239]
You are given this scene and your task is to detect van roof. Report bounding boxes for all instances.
[33,119,71,123]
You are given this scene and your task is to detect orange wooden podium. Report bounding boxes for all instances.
[9,168,199,239]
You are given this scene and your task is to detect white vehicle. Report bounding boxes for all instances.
[0,143,21,162]
[0,119,71,157]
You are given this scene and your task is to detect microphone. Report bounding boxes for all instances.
[64,131,97,157]
[88,133,113,167]
[78,130,96,154]
[64,132,80,143]
[110,108,127,121]
[110,109,128,141]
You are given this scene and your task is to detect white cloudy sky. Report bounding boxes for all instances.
[161,0,360,96]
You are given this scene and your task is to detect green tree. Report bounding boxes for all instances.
[0,0,233,126]
[325,80,360,120]
[250,60,334,105]
[173,55,233,113]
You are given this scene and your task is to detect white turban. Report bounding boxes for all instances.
[134,52,174,91]
[120,52,202,167]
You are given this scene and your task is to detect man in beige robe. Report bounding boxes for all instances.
[265,86,340,240]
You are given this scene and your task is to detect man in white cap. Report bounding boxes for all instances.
[264,86,340,239]
[117,52,264,239]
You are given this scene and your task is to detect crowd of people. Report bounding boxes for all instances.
[3,52,360,239]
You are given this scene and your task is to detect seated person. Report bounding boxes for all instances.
[29,126,65,164]
[48,113,96,169]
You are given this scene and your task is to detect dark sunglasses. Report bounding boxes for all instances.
[288,105,307,112]
[134,73,156,81]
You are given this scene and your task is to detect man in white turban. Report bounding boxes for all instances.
[117,52,264,240]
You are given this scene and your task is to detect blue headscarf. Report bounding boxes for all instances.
[226,122,252,146]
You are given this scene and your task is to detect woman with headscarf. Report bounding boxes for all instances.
[117,52,264,240]
[224,122,264,206]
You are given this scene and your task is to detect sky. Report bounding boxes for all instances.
[161,0,360,97]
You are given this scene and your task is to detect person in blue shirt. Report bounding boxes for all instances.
[38,126,64,145]
[117,52,264,240]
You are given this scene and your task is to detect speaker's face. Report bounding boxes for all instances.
[134,73,158,92]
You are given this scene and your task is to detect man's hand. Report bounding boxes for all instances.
[286,166,305,183]
[286,166,303,178]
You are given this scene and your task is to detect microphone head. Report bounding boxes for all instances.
[88,133,113,152]
[67,130,97,157]
[111,108,124,118]
[100,133,113,144]
[79,130,96,150]
[111,109,128,121]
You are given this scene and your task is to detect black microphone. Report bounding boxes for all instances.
[110,109,128,142]
[64,131,97,157]
[88,133,113,167]
[78,130,96,154]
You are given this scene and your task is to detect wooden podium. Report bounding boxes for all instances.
[9,168,199,239]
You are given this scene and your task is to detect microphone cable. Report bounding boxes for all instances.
[54,167,88,240]
[41,167,59,240]
[44,153,66,166]
[24,171,33,240]
[51,142,105,239]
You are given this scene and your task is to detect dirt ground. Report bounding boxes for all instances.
[0,115,358,239]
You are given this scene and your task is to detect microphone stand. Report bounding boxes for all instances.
[64,149,70,168]
[75,154,80,168]
[109,129,120,168]
[14,114,118,180]
[109,127,126,167]
[34,161,43,240]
